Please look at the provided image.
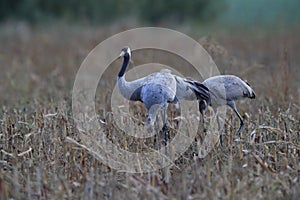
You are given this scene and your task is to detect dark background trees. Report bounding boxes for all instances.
[0,0,224,25]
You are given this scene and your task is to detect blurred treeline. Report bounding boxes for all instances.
[0,0,224,25]
[221,0,300,27]
[1,0,299,27]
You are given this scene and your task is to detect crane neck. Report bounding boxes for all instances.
[118,54,130,77]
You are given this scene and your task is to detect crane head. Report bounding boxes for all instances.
[119,46,131,58]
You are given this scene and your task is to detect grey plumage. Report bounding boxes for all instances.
[117,47,176,143]
[199,75,256,136]
[140,69,177,129]
[117,46,210,143]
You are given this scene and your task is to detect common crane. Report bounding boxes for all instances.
[117,46,210,144]
[198,75,255,140]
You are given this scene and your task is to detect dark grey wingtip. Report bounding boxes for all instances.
[194,83,210,102]
[185,80,210,103]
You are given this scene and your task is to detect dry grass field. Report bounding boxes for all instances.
[0,23,299,199]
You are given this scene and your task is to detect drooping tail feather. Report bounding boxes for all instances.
[184,79,210,104]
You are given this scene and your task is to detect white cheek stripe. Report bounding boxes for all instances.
[120,51,125,57]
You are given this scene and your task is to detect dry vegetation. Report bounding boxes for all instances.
[0,23,299,199]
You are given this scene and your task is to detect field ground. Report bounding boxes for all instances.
[0,23,299,199]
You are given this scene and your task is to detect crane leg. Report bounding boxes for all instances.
[212,107,223,145]
[199,100,207,129]
[161,109,170,185]
[228,102,244,136]
[200,109,205,128]
[161,109,167,146]
[216,114,223,145]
